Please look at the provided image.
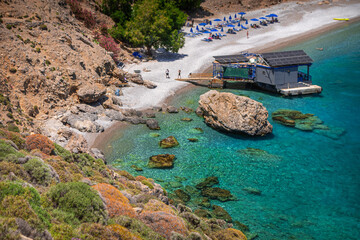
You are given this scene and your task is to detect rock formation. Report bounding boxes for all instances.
[197,90,273,136]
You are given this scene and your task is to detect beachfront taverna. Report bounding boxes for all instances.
[181,50,322,96]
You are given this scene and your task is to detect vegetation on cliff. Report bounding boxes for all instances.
[0,127,248,239]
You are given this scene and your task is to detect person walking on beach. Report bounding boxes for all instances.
[178,70,181,79]
[247,30,249,39]
[165,69,170,78]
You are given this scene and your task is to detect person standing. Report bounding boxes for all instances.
[247,30,249,39]
[165,69,170,78]
[178,70,181,79]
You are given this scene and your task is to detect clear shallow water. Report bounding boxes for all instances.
[106,22,360,239]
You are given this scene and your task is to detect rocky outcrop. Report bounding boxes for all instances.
[159,136,179,148]
[197,90,272,136]
[201,187,237,202]
[148,154,175,168]
[77,84,107,103]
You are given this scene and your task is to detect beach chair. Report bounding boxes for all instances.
[201,38,213,42]
[132,52,143,60]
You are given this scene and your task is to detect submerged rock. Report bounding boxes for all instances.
[237,148,280,161]
[197,90,272,136]
[212,205,232,223]
[174,189,191,202]
[159,136,179,149]
[131,165,143,171]
[188,138,199,142]
[272,109,324,131]
[195,176,219,189]
[148,154,175,168]
[146,119,160,130]
[243,187,262,195]
[201,187,236,202]
[181,117,193,122]
[189,128,204,134]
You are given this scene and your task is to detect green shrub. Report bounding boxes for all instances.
[6,24,13,30]
[6,112,13,119]
[0,94,10,105]
[50,223,76,240]
[24,38,30,44]
[39,24,47,30]
[0,139,24,160]
[7,123,19,132]
[0,182,49,229]
[79,223,116,240]
[47,182,107,225]
[54,143,74,162]
[112,215,165,240]
[0,217,20,240]
[0,162,29,181]
[141,180,154,189]
[9,68,17,73]
[45,59,51,65]
[50,67,56,71]
[16,34,23,41]
[35,47,41,53]
[23,158,52,186]
[0,128,26,149]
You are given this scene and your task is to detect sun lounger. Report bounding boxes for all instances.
[201,38,213,42]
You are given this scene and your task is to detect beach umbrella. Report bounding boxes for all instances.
[265,14,272,17]
[203,30,211,34]
[199,22,207,26]
[213,18,222,22]
[221,27,224,32]
[196,25,199,31]
[227,24,235,27]
[260,17,267,20]
[229,15,232,20]
[209,21,212,25]
[211,29,218,32]
[190,28,193,33]
[241,25,248,29]
[238,22,241,27]
[251,18,259,21]
[223,17,226,21]
[270,14,278,17]
[234,14,237,18]
[238,12,246,15]
[245,20,248,24]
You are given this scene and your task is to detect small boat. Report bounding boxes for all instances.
[333,18,349,21]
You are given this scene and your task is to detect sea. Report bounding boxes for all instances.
[105,21,360,239]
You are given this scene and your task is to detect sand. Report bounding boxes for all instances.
[91,0,360,149]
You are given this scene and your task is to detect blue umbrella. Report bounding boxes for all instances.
[260,17,267,20]
[227,24,235,27]
[229,15,232,20]
[221,27,224,32]
[251,18,259,21]
[203,30,211,34]
[234,14,237,18]
[213,19,222,22]
[211,29,218,32]
[238,12,246,15]
[209,21,212,25]
[238,22,241,27]
[265,14,272,17]
[241,25,248,29]
[245,20,248,24]
[223,17,226,21]
[190,28,193,33]
[271,14,278,17]
[196,26,199,31]
[199,22,207,26]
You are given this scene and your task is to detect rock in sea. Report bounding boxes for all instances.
[197,90,272,136]
[148,154,175,168]
[159,136,179,148]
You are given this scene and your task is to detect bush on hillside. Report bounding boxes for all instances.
[0,182,50,228]
[0,128,26,149]
[23,158,53,186]
[0,139,24,160]
[25,134,54,155]
[79,223,117,240]
[47,182,107,225]
[0,217,20,240]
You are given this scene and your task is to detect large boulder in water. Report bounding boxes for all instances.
[197,90,272,136]
[148,154,175,168]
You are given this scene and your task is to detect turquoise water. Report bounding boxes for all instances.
[106,22,360,239]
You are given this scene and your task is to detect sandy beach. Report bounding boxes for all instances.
[119,0,360,110]
[91,0,360,149]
